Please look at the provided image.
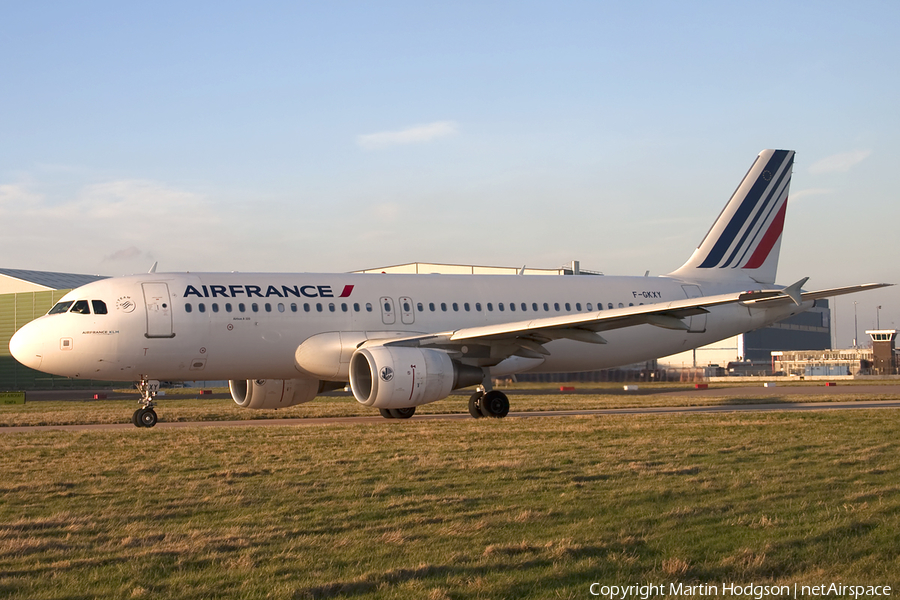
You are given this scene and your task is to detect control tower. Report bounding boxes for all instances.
[866,330,898,375]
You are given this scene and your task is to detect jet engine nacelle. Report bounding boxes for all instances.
[294,331,411,380]
[229,378,321,410]
[349,346,483,409]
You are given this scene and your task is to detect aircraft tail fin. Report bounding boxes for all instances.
[669,149,794,285]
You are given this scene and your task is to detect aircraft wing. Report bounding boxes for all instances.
[741,283,891,306]
[378,281,892,362]
[377,281,876,362]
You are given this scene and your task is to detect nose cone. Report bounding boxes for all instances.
[9,322,44,371]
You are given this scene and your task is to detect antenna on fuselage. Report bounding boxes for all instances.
[148,262,158,274]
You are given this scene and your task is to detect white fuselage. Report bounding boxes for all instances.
[10,271,806,382]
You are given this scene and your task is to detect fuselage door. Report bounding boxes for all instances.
[681,285,707,333]
[399,296,415,325]
[143,282,175,338]
[380,297,396,325]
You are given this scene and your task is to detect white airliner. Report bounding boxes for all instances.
[9,150,889,427]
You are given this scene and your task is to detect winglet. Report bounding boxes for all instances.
[783,277,808,305]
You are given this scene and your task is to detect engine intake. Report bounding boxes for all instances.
[349,346,483,409]
[229,378,321,409]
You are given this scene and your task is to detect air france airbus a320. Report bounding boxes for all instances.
[9,150,889,427]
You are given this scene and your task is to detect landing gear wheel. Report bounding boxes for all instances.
[134,376,160,428]
[379,409,395,419]
[479,390,510,418]
[389,407,416,419]
[468,391,484,419]
[138,408,158,428]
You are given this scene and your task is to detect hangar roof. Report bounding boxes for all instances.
[352,261,602,276]
[0,268,108,293]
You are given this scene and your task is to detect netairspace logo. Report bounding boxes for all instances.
[588,582,892,599]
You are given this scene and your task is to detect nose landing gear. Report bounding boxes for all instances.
[133,377,159,428]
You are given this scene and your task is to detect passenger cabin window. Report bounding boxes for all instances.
[475,303,482,312]
[185,303,193,313]
[49,301,74,315]
[543,303,549,312]
[91,300,108,315]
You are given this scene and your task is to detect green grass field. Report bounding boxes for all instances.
[1,407,899,599]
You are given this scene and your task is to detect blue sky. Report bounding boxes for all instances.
[1,1,897,346]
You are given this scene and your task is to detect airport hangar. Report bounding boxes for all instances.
[1,263,838,391]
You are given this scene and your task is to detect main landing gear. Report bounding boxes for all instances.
[379,407,417,419]
[132,377,159,428]
[468,388,510,418]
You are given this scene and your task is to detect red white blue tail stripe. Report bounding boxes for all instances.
[672,149,794,284]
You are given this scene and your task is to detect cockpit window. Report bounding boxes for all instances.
[92,300,108,315]
[49,301,74,315]
[70,300,91,314]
